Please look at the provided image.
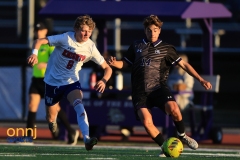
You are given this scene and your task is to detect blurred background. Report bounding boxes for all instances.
[0,0,239,144]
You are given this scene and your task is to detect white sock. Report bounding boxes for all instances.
[73,99,89,143]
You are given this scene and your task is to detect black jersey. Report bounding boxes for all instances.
[123,39,181,97]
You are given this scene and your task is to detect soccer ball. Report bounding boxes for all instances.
[162,137,183,158]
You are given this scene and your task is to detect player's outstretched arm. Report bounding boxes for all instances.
[107,56,128,69]
[94,61,112,93]
[178,60,212,90]
[27,38,49,67]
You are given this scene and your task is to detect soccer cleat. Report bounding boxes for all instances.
[85,137,98,151]
[51,125,60,139]
[158,147,166,157]
[68,130,79,146]
[48,121,58,133]
[181,135,198,150]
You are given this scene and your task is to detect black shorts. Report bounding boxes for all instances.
[29,77,45,98]
[133,84,175,120]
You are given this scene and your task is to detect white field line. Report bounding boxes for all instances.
[0,143,240,158]
[0,153,36,157]
[85,158,118,159]
[1,142,239,152]
[182,152,240,157]
[0,152,240,158]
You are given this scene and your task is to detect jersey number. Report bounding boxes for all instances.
[141,58,151,66]
[66,60,74,69]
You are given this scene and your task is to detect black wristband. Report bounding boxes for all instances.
[101,78,107,84]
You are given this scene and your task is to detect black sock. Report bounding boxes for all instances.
[57,109,75,134]
[152,133,165,146]
[26,111,36,136]
[173,120,185,138]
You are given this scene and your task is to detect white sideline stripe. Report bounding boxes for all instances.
[182,153,240,157]
[0,155,35,157]
[85,158,117,159]
[0,143,240,158]
[0,152,240,158]
[0,153,36,157]
[0,151,240,158]
[1,142,240,152]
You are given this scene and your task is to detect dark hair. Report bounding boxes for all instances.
[143,15,163,29]
[35,22,47,30]
[74,15,96,30]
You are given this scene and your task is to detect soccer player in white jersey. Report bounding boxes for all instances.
[27,15,112,150]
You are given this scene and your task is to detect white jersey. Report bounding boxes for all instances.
[44,31,104,86]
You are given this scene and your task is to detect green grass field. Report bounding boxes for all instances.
[0,143,240,160]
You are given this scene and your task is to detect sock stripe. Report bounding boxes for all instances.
[73,99,82,107]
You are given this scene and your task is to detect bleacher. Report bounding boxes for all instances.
[0,1,16,44]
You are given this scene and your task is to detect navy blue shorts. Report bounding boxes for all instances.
[44,81,82,106]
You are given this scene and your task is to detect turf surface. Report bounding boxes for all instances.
[0,143,240,160]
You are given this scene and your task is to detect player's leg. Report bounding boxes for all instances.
[137,108,166,157]
[26,93,41,136]
[46,103,60,133]
[165,101,198,150]
[57,103,79,145]
[44,83,64,134]
[137,108,161,138]
[136,89,169,147]
[67,88,97,150]
[26,78,43,137]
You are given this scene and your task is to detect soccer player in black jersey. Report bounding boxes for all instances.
[107,15,212,157]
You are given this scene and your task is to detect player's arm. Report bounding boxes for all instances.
[37,62,48,70]
[27,38,49,66]
[94,61,113,93]
[108,43,134,69]
[177,60,212,90]
[107,56,129,69]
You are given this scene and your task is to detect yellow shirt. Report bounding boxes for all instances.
[33,44,54,78]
